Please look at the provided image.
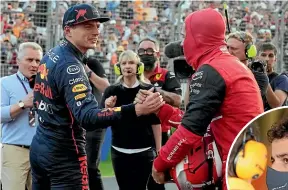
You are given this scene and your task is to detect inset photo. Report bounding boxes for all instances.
[226,106,288,190]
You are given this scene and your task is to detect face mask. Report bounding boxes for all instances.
[139,55,156,71]
[266,167,288,190]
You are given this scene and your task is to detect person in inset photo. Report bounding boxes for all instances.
[266,118,288,190]
[227,126,268,190]
[226,107,288,190]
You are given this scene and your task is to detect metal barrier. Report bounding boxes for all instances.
[277,2,288,71]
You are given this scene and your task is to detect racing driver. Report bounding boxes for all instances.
[29,3,164,190]
[147,8,263,190]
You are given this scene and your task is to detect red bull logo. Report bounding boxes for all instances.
[75,9,87,21]
[34,82,53,99]
[78,156,89,190]
[38,64,49,81]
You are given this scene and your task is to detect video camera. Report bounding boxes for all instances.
[248,60,267,73]
[173,57,195,79]
[164,41,195,80]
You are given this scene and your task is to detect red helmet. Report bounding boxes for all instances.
[170,127,222,189]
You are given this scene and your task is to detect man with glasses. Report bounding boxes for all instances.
[137,38,182,190]
[257,42,288,110]
[137,38,182,141]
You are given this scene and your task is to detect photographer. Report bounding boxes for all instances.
[257,43,288,110]
[226,31,269,106]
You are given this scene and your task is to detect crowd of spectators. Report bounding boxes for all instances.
[1,0,287,77]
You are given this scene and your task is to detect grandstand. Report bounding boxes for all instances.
[1,0,287,93]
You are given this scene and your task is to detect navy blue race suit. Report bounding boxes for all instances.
[30,39,137,190]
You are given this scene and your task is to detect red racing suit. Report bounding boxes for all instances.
[153,8,264,190]
[157,104,222,189]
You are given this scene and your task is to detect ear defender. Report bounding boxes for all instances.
[228,177,255,190]
[234,140,268,180]
[114,62,145,76]
[114,63,122,76]
[245,44,257,58]
[137,62,145,75]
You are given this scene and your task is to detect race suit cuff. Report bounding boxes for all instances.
[157,104,174,123]
[121,104,137,119]
[153,156,168,172]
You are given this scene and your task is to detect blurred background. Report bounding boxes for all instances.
[1,0,288,106]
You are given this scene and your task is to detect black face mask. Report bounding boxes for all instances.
[266,167,288,190]
[139,55,156,71]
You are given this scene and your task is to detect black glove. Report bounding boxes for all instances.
[252,71,269,98]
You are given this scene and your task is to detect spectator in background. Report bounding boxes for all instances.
[110,45,124,65]
[1,13,10,34]
[1,28,18,46]
[2,40,17,65]
[12,15,26,38]
[122,40,129,50]
[258,43,288,110]
[1,42,43,190]
[107,30,118,54]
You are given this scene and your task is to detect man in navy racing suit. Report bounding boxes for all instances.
[30,4,164,190]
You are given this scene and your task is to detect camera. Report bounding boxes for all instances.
[249,60,267,73]
[173,57,195,79]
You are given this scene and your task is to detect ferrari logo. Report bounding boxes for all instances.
[155,74,162,80]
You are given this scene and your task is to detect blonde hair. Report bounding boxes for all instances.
[17,42,43,60]
[115,50,149,86]
[226,31,254,46]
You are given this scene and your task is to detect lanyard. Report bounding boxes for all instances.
[16,74,29,94]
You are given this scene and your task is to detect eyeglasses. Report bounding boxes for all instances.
[137,48,156,56]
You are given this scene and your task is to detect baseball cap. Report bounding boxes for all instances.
[62,3,110,29]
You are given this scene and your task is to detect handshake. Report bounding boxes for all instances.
[105,87,165,116]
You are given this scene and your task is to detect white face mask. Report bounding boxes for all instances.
[266,167,288,190]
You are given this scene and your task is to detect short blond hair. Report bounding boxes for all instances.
[116,50,148,85]
[227,31,254,46]
[17,42,43,60]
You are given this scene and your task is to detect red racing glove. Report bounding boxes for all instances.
[157,104,184,129]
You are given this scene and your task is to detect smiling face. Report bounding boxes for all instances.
[64,20,100,53]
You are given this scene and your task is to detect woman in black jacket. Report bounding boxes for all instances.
[101,50,161,190]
